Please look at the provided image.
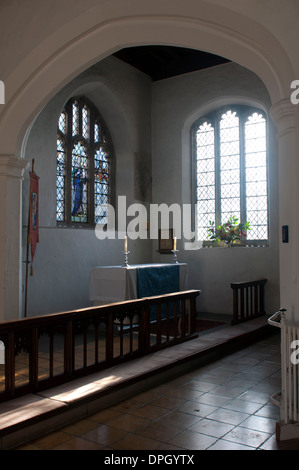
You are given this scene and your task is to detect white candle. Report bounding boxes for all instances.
[124,235,127,252]
[173,237,177,251]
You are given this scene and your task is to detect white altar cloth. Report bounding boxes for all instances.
[89,263,188,305]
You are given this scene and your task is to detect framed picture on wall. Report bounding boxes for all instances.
[158,228,174,253]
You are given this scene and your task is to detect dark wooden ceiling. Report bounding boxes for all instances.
[113,46,230,81]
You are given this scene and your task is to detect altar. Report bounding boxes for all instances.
[89,263,188,305]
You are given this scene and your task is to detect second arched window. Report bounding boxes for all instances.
[192,105,268,244]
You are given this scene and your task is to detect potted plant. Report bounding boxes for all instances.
[207,216,251,247]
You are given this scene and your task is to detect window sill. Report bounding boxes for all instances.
[56,222,96,229]
[202,240,269,248]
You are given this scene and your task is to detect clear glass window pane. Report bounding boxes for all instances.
[195,121,215,240]
[245,112,268,240]
[94,122,102,142]
[220,110,240,223]
[72,102,79,136]
[58,112,67,134]
[82,105,90,140]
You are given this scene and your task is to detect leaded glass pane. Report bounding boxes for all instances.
[94,146,110,225]
[94,122,103,143]
[195,121,215,240]
[220,110,240,223]
[71,141,89,223]
[72,101,79,136]
[82,105,90,140]
[94,123,100,142]
[58,112,67,134]
[56,135,66,222]
[245,112,268,240]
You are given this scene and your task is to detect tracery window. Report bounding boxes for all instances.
[192,105,268,244]
[56,97,113,226]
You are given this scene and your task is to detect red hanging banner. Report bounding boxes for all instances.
[28,168,39,274]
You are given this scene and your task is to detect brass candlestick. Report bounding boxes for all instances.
[171,249,179,264]
[122,250,130,267]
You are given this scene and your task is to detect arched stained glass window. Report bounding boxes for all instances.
[56,97,113,226]
[192,105,268,244]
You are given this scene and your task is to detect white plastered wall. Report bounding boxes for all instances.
[22,56,153,316]
[151,62,280,315]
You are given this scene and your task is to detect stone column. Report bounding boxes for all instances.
[270,99,299,440]
[0,156,28,321]
[270,99,299,321]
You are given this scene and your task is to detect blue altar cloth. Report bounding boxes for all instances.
[137,265,180,321]
[137,265,180,298]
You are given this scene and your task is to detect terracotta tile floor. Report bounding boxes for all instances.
[15,333,299,450]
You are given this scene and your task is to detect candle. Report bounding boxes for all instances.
[124,235,127,252]
[173,237,177,251]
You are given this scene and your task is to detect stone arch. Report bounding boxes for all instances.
[0,3,296,320]
[0,6,294,159]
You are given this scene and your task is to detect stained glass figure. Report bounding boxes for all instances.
[71,140,88,223]
[71,168,87,216]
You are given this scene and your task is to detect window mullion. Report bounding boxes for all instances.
[89,107,95,225]
[191,127,197,235]
[214,118,221,226]
[239,113,246,226]
[66,102,73,226]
